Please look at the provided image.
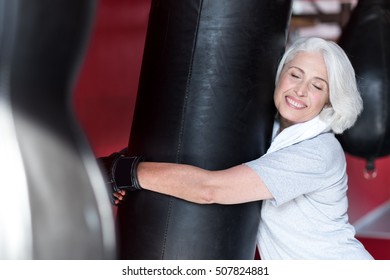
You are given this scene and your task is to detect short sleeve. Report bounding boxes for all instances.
[245,139,329,206]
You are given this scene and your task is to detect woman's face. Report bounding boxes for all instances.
[274,51,330,130]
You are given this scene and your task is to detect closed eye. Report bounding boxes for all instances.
[291,73,300,78]
[287,67,303,79]
[312,80,327,91]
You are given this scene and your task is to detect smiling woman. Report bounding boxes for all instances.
[273,51,330,130]
[100,37,373,260]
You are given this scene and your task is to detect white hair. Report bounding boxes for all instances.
[275,37,363,134]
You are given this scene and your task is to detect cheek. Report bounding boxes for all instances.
[311,94,328,111]
[273,90,282,109]
[274,77,291,97]
[273,84,284,105]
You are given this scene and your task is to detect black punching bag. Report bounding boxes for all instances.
[0,0,116,259]
[118,0,292,259]
[338,0,390,177]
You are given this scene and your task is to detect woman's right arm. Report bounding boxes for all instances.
[137,162,273,205]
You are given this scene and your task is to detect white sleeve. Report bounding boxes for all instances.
[245,140,329,206]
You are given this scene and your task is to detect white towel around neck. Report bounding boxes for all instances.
[266,115,331,154]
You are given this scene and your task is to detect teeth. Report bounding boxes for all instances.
[286,97,306,108]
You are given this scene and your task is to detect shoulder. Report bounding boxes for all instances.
[245,132,346,205]
[295,132,346,178]
[299,132,340,148]
[246,132,345,174]
[301,132,345,161]
[268,132,345,173]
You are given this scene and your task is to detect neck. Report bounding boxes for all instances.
[278,116,294,132]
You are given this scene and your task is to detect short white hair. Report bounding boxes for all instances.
[275,37,363,134]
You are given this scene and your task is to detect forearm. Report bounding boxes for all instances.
[137,162,214,204]
[98,149,272,205]
[136,162,272,205]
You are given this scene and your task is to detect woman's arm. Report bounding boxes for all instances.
[137,162,273,204]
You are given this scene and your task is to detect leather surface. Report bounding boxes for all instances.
[338,0,390,164]
[118,0,292,259]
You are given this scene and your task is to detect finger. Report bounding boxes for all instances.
[111,196,119,206]
[113,192,123,199]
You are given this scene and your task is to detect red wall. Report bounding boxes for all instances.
[73,0,390,259]
[73,0,150,157]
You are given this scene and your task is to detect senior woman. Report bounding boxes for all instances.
[101,37,374,259]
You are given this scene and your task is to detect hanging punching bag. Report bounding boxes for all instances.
[0,0,116,259]
[338,0,390,178]
[118,0,292,259]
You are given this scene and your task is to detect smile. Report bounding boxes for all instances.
[286,96,306,109]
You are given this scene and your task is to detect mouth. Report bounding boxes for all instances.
[286,96,306,109]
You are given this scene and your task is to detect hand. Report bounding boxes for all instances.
[97,150,143,205]
[112,190,126,205]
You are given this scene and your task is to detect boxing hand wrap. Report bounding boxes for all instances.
[110,155,143,192]
[98,151,143,204]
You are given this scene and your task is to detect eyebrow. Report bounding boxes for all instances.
[288,66,329,87]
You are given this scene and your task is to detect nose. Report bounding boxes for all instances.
[294,82,308,97]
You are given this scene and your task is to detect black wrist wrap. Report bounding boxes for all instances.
[112,155,143,192]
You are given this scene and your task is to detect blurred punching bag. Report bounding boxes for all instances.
[338,0,390,178]
[118,0,292,259]
[0,0,116,259]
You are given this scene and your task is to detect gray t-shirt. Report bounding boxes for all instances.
[245,132,373,259]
